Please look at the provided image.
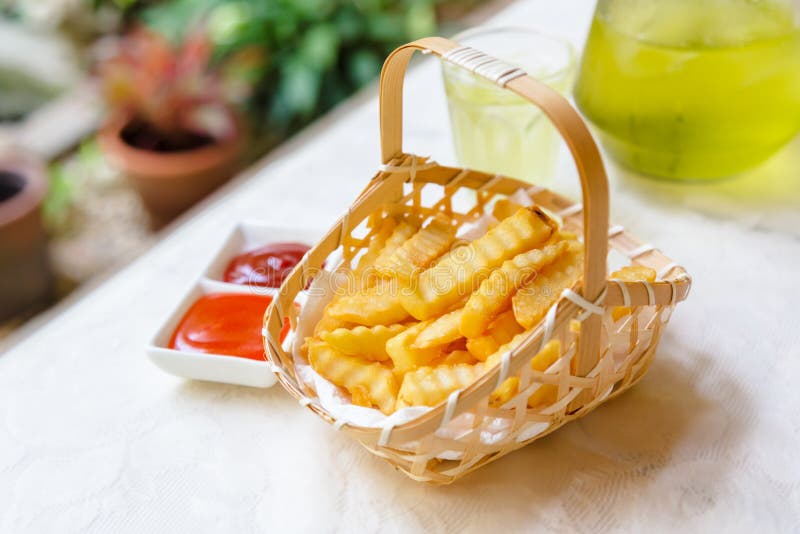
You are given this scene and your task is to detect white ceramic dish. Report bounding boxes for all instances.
[147,221,323,388]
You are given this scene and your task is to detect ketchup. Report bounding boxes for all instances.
[223,242,310,288]
[169,294,289,360]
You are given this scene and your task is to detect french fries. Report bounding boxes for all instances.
[307,340,398,414]
[321,323,408,361]
[460,240,570,338]
[321,220,413,329]
[554,230,578,242]
[326,280,410,326]
[526,340,561,407]
[435,350,478,366]
[374,214,456,280]
[314,217,397,336]
[465,310,525,361]
[400,207,556,320]
[489,377,519,408]
[385,321,442,374]
[484,331,530,369]
[609,265,657,321]
[313,313,353,337]
[303,200,584,415]
[372,220,418,270]
[397,363,484,409]
[512,242,584,329]
[611,265,657,282]
[486,340,561,408]
[353,216,399,288]
[492,199,525,221]
[413,308,464,349]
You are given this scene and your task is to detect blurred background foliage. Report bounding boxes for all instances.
[0,0,477,239]
[93,0,475,142]
[0,0,479,315]
[3,0,477,142]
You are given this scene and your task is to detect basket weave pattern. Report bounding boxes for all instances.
[264,38,691,484]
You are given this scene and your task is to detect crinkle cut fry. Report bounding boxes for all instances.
[326,279,410,326]
[321,323,408,361]
[374,213,456,280]
[486,339,561,408]
[460,240,571,338]
[385,321,442,375]
[610,265,657,321]
[371,220,419,273]
[307,340,398,414]
[465,310,524,361]
[512,244,584,329]
[314,217,397,336]
[397,362,484,409]
[400,207,557,320]
[413,308,464,349]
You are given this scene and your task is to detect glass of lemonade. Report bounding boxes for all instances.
[441,27,576,186]
[574,0,800,180]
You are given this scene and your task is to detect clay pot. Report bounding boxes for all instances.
[98,118,245,228]
[0,152,52,321]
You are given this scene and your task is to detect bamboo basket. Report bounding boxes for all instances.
[263,37,692,484]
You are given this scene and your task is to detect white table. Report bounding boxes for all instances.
[2,1,799,532]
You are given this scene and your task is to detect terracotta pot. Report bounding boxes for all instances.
[0,152,52,321]
[97,118,245,228]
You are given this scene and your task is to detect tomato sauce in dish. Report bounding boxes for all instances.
[169,294,289,360]
[223,242,310,288]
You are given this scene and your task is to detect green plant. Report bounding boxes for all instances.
[99,25,260,147]
[43,140,104,234]
[43,162,74,233]
[137,0,447,138]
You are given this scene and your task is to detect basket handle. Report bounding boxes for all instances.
[379,36,609,378]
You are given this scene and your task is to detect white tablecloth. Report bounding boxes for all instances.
[2,1,799,532]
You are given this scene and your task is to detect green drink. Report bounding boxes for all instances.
[442,28,575,186]
[575,0,800,180]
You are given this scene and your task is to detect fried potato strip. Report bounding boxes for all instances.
[313,314,353,337]
[611,265,657,282]
[512,242,583,329]
[526,340,562,408]
[396,363,484,409]
[353,216,398,282]
[321,323,408,361]
[465,310,525,361]
[400,207,556,320]
[372,220,418,272]
[385,321,442,374]
[435,350,478,366]
[486,340,561,408]
[492,199,525,221]
[609,265,657,321]
[374,214,456,281]
[413,308,464,349]
[326,279,409,326]
[307,340,398,414]
[460,240,570,338]
[314,217,397,336]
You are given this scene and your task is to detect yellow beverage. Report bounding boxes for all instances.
[442,28,575,185]
[575,0,800,180]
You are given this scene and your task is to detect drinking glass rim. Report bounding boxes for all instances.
[448,25,576,84]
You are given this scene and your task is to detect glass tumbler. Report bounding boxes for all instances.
[441,27,576,186]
